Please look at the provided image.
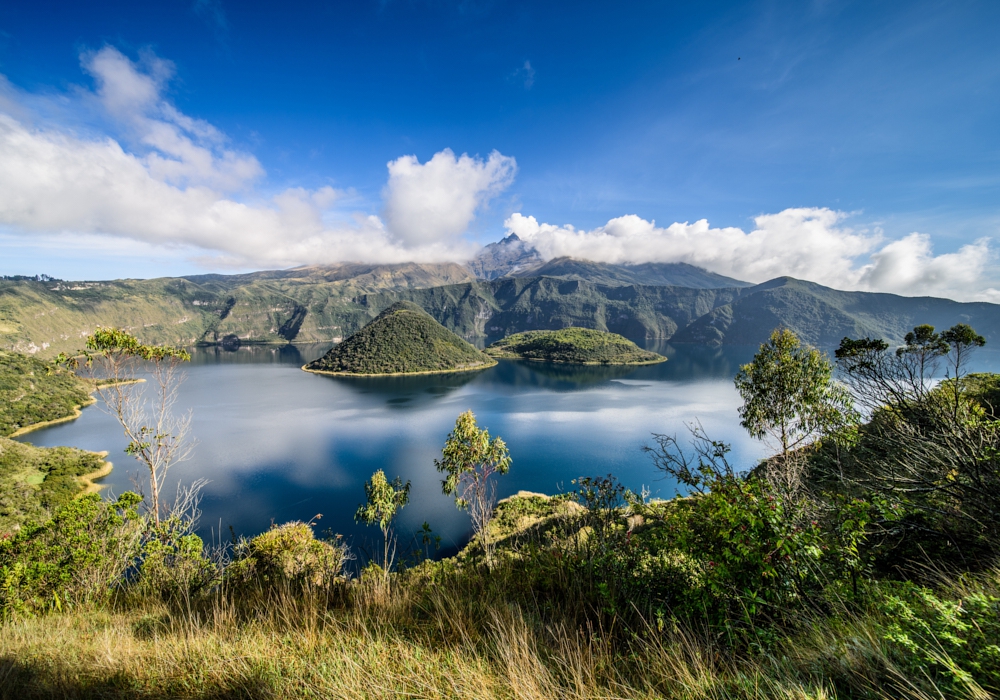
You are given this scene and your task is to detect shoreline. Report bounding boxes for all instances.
[7,377,142,439]
[301,358,497,377]
[8,396,97,438]
[77,453,113,495]
[485,354,667,366]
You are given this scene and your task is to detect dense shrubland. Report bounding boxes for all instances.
[484,327,666,364]
[3,325,1000,698]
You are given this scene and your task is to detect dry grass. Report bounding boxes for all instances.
[0,581,910,700]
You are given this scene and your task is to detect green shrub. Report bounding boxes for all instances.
[0,492,142,617]
[226,522,348,600]
[875,576,1000,695]
[135,519,217,609]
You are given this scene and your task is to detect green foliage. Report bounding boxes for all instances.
[436,410,511,563]
[0,349,92,437]
[0,437,107,534]
[876,578,1000,696]
[135,519,217,608]
[86,326,191,362]
[355,470,410,573]
[735,328,855,458]
[0,492,142,617]
[484,327,665,365]
[306,301,494,375]
[226,522,347,599]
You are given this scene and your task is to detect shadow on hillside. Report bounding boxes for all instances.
[0,657,277,699]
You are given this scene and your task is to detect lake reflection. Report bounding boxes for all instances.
[16,342,767,558]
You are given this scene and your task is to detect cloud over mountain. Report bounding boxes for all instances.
[505,210,1000,303]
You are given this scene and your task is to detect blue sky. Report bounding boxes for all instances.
[0,0,998,300]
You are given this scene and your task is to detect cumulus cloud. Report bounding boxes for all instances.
[382,149,516,246]
[506,209,1000,303]
[0,47,515,268]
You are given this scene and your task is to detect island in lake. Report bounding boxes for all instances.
[303,301,496,376]
[484,327,666,365]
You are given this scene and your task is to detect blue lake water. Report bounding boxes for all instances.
[10,342,851,557]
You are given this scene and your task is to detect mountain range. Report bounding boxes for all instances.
[2,238,998,357]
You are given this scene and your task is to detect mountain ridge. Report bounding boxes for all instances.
[3,263,999,356]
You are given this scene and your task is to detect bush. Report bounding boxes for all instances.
[226,522,348,602]
[135,518,217,609]
[0,492,142,617]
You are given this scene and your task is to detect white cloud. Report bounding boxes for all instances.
[82,46,262,191]
[0,47,514,268]
[382,148,516,246]
[506,209,1000,302]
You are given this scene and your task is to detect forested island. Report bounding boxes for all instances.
[484,327,666,364]
[303,301,496,376]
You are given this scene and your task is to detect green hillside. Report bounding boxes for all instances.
[0,350,93,437]
[485,327,665,364]
[304,301,495,375]
[0,438,109,535]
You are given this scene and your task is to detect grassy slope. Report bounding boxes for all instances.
[485,327,666,364]
[305,301,495,375]
[1,492,986,699]
[0,350,111,534]
[0,350,93,437]
[0,438,107,535]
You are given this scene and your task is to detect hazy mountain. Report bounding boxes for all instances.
[465,234,543,279]
[510,257,751,289]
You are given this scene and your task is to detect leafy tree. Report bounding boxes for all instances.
[942,323,987,421]
[355,469,410,576]
[65,328,193,528]
[435,410,511,565]
[734,329,854,480]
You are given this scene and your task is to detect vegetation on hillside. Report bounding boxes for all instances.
[7,263,1000,359]
[305,301,495,375]
[0,438,107,535]
[485,327,666,364]
[4,322,1000,698]
[0,350,93,437]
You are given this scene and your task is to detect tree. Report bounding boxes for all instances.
[354,469,410,576]
[435,410,511,565]
[942,324,987,421]
[735,329,854,487]
[80,328,194,528]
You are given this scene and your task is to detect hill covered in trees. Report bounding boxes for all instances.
[304,301,495,375]
[485,327,665,364]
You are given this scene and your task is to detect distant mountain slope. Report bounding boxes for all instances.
[510,257,752,289]
[304,301,494,375]
[183,262,476,290]
[5,266,1000,356]
[465,234,542,279]
[672,277,1000,347]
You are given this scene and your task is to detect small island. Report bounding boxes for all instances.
[303,301,497,376]
[484,327,666,365]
